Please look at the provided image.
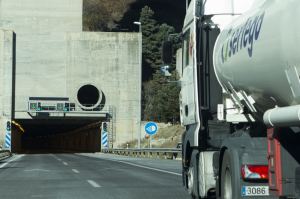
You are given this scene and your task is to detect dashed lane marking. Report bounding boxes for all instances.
[72,169,79,173]
[63,162,68,166]
[87,180,101,188]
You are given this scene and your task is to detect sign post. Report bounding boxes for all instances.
[144,122,158,149]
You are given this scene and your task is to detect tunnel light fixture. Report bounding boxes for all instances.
[11,120,25,133]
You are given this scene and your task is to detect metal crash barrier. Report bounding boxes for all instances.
[102,148,182,160]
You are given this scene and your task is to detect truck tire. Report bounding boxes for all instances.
[220,150,240,199]
[187,151,199,199]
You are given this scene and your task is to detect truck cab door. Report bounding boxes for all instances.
[181,27,197,125]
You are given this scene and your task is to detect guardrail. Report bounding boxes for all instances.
[0,150,11,160]
[102,148,182,160]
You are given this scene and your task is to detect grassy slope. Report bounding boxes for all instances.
[121,123,184,148]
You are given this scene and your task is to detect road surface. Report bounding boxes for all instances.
[0,153,190,199]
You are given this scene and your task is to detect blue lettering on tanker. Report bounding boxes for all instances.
[221,12,265,63]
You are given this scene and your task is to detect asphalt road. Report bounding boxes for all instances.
[0,153,190,199]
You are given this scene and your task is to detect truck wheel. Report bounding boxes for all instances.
[220,150,240,199]
[187,151,199,199]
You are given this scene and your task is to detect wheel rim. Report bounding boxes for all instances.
[187,167,194,194]
[224,168,232,199]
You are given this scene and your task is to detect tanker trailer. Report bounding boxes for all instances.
[162,0,300,198]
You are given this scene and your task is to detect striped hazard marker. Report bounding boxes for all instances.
[102,132,108,148]
[4,121,11,150]
[5,132,11,149]
[101,122,109,149]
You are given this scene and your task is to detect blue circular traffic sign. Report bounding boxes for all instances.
[144,122,158,135]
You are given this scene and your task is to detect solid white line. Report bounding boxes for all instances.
[72,169,79,173]
[87,180,101,188]
[24,169,50,172]
[77,154,182,176]
[0,154,24,169]
[117,160,181,176]
[63,162,68,166]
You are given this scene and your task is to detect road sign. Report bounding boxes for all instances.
[144,122,158,135]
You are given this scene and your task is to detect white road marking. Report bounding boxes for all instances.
[72,169,79,173]
[87,180,101,188]
[24,169,50,172]
[63,162,68,166]
[50,154,60,161]
[31,194,44,198]
[77,154,182,176]
[117,160,181,176]
[0,154,24,169]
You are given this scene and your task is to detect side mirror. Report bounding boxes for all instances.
[162,41,173,65]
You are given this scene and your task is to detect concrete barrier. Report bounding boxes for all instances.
[0,150,11,160]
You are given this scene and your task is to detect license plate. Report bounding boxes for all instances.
[242,186,269,196]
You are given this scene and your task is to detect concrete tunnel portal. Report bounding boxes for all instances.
[0,0,141,154]
[6,82,111,154]
[12,118,104,154]
[10,94,109,154]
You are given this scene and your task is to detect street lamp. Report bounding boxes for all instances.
[133,21,142,149]
[133,21,141,32]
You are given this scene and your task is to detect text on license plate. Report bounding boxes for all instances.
[242,186,269,196]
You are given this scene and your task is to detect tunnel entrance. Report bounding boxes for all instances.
[12,119,103,154]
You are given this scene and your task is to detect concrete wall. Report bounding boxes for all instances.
[0,29,14,146]
[0,0,141,147]
[0,0,82,117]
[66,32,141,146]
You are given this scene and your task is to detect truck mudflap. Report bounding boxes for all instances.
[267,127,300,199]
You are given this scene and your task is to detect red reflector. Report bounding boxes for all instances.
[241,165,269,180]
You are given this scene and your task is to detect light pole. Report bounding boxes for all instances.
[133,21,142,149]
[133,21,141,33]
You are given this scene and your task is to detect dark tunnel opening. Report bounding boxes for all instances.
[12,119,102,154]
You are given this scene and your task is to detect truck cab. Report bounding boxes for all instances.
[163,0,277,198]
[162,0,300,198]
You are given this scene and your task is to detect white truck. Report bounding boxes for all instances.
[162,0,300,198]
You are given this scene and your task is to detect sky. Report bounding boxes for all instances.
[204,0,256,29]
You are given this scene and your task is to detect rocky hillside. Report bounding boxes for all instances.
[83,0,186,32]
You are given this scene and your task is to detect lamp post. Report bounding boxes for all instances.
[133,21,142,149]
[133,21,141,33]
